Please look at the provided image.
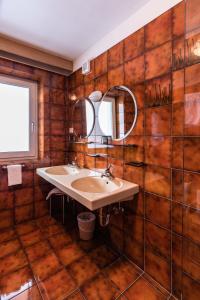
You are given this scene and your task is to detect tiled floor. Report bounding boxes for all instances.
[0,216,172,300]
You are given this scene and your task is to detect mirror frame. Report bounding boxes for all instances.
[72,98,95,139]
[98,85,138,141]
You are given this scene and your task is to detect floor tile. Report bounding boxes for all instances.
[0,228,17,244]
[0,266,35,300]
[0,239,21,258]
[31,252,62,281]
[38,269,76,299]
[57,243,84,266]
[66,290,85,299]
[36,216,57,228]
[0,250,28,276]
[48,232,72,249]
[41,224,65,237]
[78,236,104,252]
[124,277,167,300]
[16,221,39,236]
[20,229,44,248]
[25,240,51,263]
[82,273,118,300]
[89,244,119,269]
[68,255,100,286]
[11,286,42,300]
[104,257,141,293]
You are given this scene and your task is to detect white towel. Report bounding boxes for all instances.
[7,165,22,186]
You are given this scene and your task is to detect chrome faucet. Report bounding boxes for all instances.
[69,157,79,168]
[101,164,114,179]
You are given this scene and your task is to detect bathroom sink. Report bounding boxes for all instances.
[45,165,79,175]
[36,166,139,210]
[71,176,122,193]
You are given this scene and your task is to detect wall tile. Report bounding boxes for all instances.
[172,233,182,268]
[182,273,200,299]
[15,187,34,207]
[0,191,14,210]
[145,42,172,80]
[172,37,185,70]
[172,102,184,135]
[15,204,34,224]
[145,221,171,259]
[94,52,107,77]
[0,210,13,229]
[124,235,144,269]
[75,68,84,87]
[172,69,184,103]
[145,248,171,291]
[145,106,171,136]
[108,65,124,87]
[145,165,171,198]
[145,137,171,168]
[145,192,171,229]
[124,55,144,86]
[172,137,183,168]
[94,74,108,93]
[108,42,123,69]
[183,207,200,244]
[84,81,94,97]
[184,171,200,209]
[124,165,144,187]
[183,238,200,282]
[173,1,185,38]
[184,137,200,172]
[145,74,171,108]
[172,202,183,235]
[124,215,144,244]
[172,169,184,203]
[145,10,172,50]
[186,0,200,33]
[124,28,144,61]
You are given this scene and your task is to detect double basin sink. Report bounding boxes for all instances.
[36,165,139,210]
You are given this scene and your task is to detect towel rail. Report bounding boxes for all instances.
[1,164,25,170]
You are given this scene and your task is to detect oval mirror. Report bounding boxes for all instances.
[98,85,138,141]
[72,98,95,138]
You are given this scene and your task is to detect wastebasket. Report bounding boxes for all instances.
[77,212,96,240]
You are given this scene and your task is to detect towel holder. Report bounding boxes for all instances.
[1,164,25,170]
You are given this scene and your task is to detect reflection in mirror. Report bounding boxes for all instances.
[72,98,95,138]
[98,85,137,141]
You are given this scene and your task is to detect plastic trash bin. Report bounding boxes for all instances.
[77,212,96,240]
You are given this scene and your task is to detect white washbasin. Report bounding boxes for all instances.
[36,166,139,210]
[71,176,122,193]
[45,165,79,175]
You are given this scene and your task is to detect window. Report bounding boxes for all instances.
[0,75,38,160]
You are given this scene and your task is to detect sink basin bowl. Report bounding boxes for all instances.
[45,166,79,175]
[71,176,122,193]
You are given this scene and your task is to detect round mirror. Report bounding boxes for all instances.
[72,98,95,138]
[98,85,138,141]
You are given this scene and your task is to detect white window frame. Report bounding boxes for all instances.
[0,75,38,160]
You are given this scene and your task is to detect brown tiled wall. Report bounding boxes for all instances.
[67,0,200,298]
[0,59,68,227]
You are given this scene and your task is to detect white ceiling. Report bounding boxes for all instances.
[0,0,150,61]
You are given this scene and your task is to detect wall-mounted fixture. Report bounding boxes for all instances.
[88,90,102,102]
[72,98,95,138]
[69,93,77,101]
[82,61,90,75]
[98,85,138,141]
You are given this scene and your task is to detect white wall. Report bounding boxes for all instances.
[74,0,182,71]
